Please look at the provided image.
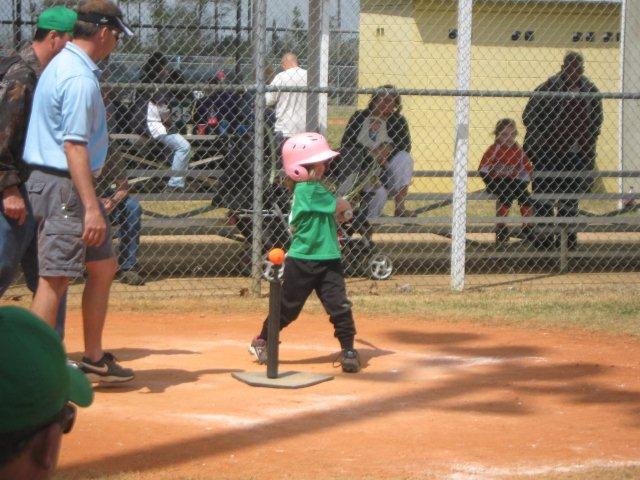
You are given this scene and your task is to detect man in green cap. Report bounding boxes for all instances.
[0,6,76,332]
[0,306,93,480]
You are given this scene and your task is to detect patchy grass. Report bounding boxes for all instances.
[348,287,640,336]
[8,276,633,337]
[516,465,640,479]
[326,104,356,148]
[54,465,640,479]
[141,200,221,218]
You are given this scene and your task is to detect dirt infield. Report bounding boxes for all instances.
[56,307,640,480]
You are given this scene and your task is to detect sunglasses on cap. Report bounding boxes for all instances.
[77,11,134,37]
[110,28,122,41]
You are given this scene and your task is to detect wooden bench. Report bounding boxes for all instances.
[371,169,640,271]
[110,130,282,240]
[110,133,229,190]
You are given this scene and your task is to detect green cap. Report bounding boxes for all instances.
[0,306,93,434]
[36,6,77,34]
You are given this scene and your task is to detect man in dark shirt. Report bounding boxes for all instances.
[0,6,76,334]
[523,52,603,249]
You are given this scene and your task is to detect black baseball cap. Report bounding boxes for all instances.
[77,11,133,37]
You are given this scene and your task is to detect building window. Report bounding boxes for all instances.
[603,32,613,43]
[585,32,595,42]
[572,32,582,42]
[511,31,521,41]
[375,27,385,37]
[524,31,534,41]
[448,28,457,40]
[616,32,621,42]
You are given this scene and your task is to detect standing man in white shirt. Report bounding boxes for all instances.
[266,52,307,148]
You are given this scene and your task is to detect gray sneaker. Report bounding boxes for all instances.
[80,352,134,383]
[339,349,361,373]
[249,337,268,364]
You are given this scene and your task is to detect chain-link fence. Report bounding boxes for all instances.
[2,0,640,296]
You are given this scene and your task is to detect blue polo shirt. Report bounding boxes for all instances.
[23,42,108,173]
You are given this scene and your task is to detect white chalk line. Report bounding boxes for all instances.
[189,339,548,369]
[172,394,359,428]
[123,340,550,429]
[444,459,640,479]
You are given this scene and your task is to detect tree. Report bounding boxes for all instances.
[287,5,307,60]
[270,18,285,59]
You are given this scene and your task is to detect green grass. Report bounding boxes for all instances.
[141,200,224,218]
[516,466,640,480]
[347,287,640,336]
[37,280,636,337]
[326,104,356,148]
[54,465,640,480]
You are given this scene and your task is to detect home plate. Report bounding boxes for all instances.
[232,371,334,389]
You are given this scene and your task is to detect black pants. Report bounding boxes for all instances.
[259,257,356,350]
[481,175,532,208]
[532,152,592,249]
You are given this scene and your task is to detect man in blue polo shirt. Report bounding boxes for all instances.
[24,0,135,383]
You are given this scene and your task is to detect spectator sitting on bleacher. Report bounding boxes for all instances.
[141,52,191,191]
[193,70,238,135]
[98,146,144,286]
[479,118,534,247]
[340,85,415,218]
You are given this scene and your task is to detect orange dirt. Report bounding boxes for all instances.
[57,310,640,479]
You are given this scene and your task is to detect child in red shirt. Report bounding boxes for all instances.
[479,118,534,246]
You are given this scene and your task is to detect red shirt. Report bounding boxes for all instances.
[478,143,533,181]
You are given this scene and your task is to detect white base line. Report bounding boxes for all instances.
[446,459,640,479]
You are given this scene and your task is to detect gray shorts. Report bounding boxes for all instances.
[26,168,114,278]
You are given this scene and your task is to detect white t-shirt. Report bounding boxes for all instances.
[356,115,391,151]
[147,102,169,138]
[265,66,307,137]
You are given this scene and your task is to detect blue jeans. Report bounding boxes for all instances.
[158,133,191,188]
[110,195,141,271]
[0,184,67,338]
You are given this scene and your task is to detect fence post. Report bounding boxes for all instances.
[13,0,22,47]
[450,0,473,292]
[234,0,242,80]
[619,0,640,205]
[306,0,330,134]
[251,0,267,297]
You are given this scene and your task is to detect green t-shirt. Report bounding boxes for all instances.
[288,181,341,260]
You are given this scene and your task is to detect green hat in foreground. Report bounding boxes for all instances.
[0,306,93,435]
[36,6,77,34]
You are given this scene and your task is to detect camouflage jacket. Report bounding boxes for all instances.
[0,43,42,192]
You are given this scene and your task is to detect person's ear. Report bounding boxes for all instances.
[31,424,63,474]
[99,26,110,44]
[46,30,58,48]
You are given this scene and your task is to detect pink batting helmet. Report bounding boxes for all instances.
[282,132,339,182]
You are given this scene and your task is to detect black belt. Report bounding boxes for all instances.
[28,165,71,179]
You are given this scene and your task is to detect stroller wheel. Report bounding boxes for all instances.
[262,253,285,282]
[368,253,393,280]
